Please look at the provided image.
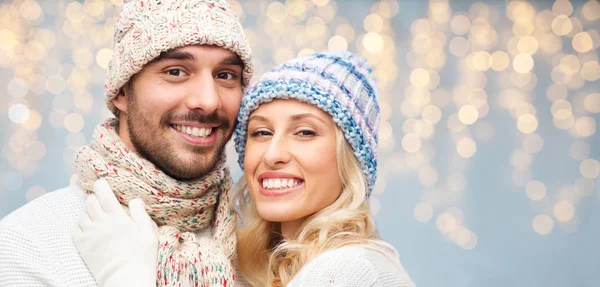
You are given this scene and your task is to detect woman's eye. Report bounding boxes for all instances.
[167,69,187,77]
[296,130,316,137]
[250,130,272,137]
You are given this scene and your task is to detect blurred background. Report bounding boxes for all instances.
[0,0,599,286]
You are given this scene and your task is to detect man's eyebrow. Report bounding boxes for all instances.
[220,55,244,67]
[148,49,195,65]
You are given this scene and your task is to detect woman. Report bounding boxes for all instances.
[74,51,415,286]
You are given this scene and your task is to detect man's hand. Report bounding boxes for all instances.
[73,179,158,287]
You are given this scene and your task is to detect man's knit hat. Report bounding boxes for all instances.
[104,0,253,115]
[234,51,380,195]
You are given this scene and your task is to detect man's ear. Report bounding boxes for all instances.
[112,86,128,114]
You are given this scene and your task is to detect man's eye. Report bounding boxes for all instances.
[217,72,235,80]
[167,69,187,77]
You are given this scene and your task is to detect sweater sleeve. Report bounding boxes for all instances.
[287,246,415,287]
[0,221,59,286]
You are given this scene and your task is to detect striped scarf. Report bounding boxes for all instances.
[73,118,236,287]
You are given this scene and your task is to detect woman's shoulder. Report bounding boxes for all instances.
[288,244,416,287]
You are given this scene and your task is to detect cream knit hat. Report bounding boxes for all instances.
[104,0,253,115]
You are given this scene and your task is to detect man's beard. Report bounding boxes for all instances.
[125,90,233,181]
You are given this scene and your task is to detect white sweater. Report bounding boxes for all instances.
[0,184,250,287]
[288,244,415,287]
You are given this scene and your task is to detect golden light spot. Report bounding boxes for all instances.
[559,54,580,75]
[46,75,66,95]
[8,103,30,124]
[551,65,572,84]
[457,138,477,158]
[490,51,510,71]
[24,41,46,62]
[267,2,287,23]
[553,201,575,222]
[532,215,554,235]
[552,0,574,16]
[402,133,422,153]
[574,116,596,137]
[96,48,113,69]
[507,1,535,21]
[73,48,94,69]
[84,0,105,17]
[535,10,554,31]
[64,113,84,133]
[582,0,600,21]
[551,100,573,120]
[581,61,600,81]
[414,203,433,223]
[458,105,479,125]
[584,93,600,113]
[517,114,538,134]
[551,15,572,36]
[513,53,534,73]
[471,52,491,71]
[286,0,306,17]
[450,14,470,35]
[364,14,383,33]
[19,0,42,22]
[526,181,546,201]
[449,37,470,57]
[579,159,600,179]
[410,68,430,88]
[22,109,42,131]
[362,32,384,53]
[513,19,534,37]
[422,105,442,124]
[517,36,538,55]
[66,1,86,22]
[572,32,594,53]
[554,114,575,130]
[538,33,563,55]
[436,212,457,234]
[328,35,347,51]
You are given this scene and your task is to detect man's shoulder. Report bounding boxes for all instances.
[0,184,86,234]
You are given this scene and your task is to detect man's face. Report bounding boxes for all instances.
[113,45,244,180]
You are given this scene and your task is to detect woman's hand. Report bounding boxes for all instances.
[73,179,158,287]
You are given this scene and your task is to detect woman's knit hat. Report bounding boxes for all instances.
[104,0,253,115]
[234,51,380,196]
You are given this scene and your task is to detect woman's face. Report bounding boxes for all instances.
[244,99,343,231]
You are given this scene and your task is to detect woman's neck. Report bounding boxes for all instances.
[280,218,305,239]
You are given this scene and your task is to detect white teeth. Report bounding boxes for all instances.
[174,125,213,138]
[261,178,302,190]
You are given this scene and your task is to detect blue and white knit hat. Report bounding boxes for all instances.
[234,51,380,195]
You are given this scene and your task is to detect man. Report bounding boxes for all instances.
[0,0,253,286]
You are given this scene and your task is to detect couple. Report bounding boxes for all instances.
[0,0,415,286]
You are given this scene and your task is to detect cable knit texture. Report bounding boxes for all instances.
[72,118,237,287]
[105,0,254,115]
[288,245,416,287]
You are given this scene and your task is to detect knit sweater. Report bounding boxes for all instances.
[288,244,415,287]
[0,183,249,287]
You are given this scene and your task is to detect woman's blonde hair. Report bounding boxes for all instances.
[235,126,384,286]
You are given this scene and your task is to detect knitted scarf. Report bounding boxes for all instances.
[73,118,236,287]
